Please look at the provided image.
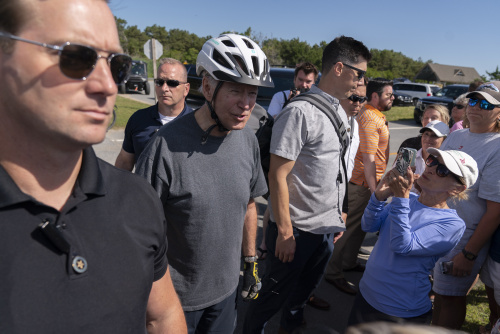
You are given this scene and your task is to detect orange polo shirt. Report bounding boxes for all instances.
[350,104,390,187]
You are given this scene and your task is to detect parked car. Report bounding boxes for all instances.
[393,83,440,106]
[413,84,469,124]
[184,65,318,110]
[393,77,411,84]
[118,60,150,95]
[392,91,413,106]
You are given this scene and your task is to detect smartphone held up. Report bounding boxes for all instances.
[395,147,417,176]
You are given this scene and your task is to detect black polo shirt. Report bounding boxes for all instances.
[0,147,168,333]
[123,103,193,162]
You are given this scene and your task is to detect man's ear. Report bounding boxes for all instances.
[332,62,343,77]
[202,76,213,101]
[183,82,190,98]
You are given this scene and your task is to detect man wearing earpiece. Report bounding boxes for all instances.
[115,57,193,171]
[0,0,186,332]
[136,34,271,334]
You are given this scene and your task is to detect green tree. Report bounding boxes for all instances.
[114,16,435,79]
[124,25,147,57]
[262,38,282,66]
[115,17,128,53]
[368,48,430,80]
[486,66,500,80]
[279,38,314,67]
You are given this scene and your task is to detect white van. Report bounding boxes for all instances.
[392,83,440,105]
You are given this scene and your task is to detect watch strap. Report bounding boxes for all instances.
[462,248,478,261]
[244,256,257,263]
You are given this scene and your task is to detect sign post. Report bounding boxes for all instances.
[143,39,163,101]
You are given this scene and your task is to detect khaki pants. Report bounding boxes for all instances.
[325,182,371,280]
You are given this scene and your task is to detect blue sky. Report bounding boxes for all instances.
[110,0,500,78]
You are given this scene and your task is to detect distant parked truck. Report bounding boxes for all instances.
[118,60,150,95]
[414,84,469,125]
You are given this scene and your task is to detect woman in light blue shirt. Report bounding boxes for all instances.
[348,148,478,325]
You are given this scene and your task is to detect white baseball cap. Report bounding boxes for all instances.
[426,148,478,188]
[420,120,450,137]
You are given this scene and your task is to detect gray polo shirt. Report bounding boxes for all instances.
[269,85,350,234]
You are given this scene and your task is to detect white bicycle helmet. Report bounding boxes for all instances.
[196,34,274,88]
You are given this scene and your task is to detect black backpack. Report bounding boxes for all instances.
[255,92,349,199]
[254,111,274,199]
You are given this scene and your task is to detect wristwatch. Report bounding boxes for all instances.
[462,249,478,261]
[244,256,258,263]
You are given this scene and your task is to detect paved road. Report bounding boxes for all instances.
[118,79,156,105]
[93,100,421,333]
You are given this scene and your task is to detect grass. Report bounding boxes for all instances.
[114,97,417,129]
[385,105,415,122]
[462,281,490,333]
[114,96,150,128]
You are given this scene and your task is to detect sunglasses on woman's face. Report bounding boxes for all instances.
[425,155,464,184]
[0,32,132,84]
[468,98,500,111]
[452,104,465,110]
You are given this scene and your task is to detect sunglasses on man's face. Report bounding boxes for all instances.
[342,63,366,81]
[0,32,132,84]
[468,98,500,111]
[347,94,367,103]
[425,155,464,184]
[154,79,187,88]
[452,104,465,110]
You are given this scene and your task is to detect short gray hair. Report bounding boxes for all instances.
[198,70,219,95]
[157,58,187,81]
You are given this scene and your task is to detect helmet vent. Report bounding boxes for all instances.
[251,56,260,76]
[213,49,232,70]
[233,55,249,76]
[242,38,254,49]
[222,40,236,48]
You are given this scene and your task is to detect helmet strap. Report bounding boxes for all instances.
[208,81,228,132]
[201,81,228,144]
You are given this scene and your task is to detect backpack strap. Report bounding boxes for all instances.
[282,90,291,109]
[288,93,350,185]
[349,117,355,141]
[290,93,349,157]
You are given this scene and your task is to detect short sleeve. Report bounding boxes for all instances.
[270,105,307,161]
[122,118,135,154]
[249,136,268,198]
[268,91,287,117]
[357,116,380,155]
[153,232,168,281]
[478,150,500,204]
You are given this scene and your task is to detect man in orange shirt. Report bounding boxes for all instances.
[325,79,393,295]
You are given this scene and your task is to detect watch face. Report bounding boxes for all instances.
[462,249,477,260]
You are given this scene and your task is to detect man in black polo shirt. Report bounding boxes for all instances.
[0,0,186,332]
[115,58,193,171]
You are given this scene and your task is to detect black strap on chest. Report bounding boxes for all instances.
[288,93,350,184]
